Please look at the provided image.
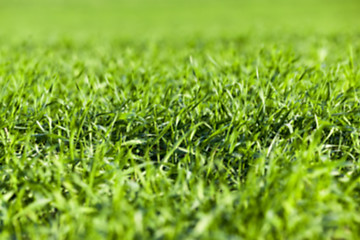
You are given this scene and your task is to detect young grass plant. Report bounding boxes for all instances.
[0,35,359,239]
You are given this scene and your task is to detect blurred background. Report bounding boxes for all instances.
[0,0,359,40]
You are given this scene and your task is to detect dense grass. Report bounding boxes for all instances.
[1,0,360,239]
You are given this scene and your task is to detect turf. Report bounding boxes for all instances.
[1,0,360,239]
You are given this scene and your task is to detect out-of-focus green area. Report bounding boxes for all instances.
[0,0,359,39]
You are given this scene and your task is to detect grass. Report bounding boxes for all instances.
[1,0,360,239]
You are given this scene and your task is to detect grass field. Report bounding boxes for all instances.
[1,0,360,239]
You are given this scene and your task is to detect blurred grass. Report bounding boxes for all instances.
[0,0,359,40]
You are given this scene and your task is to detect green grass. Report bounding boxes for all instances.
[1,0,360,239]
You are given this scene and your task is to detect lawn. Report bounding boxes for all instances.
[0,0,360,239]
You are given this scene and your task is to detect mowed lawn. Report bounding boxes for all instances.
[0,0,360,239]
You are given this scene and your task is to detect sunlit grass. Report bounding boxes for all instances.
[0,0,360,239]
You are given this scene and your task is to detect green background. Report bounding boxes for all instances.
[1,0,359,39]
